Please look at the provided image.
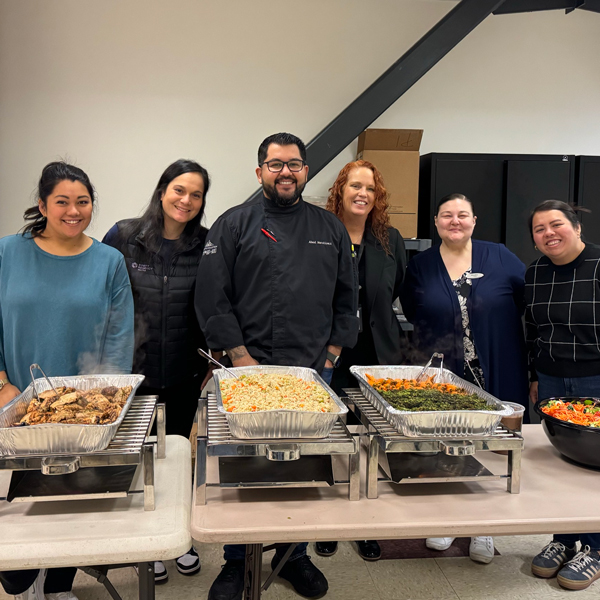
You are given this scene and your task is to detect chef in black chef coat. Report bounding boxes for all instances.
[195,132,358,600]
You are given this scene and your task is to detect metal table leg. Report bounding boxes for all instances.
[137,562,155,600]
[348,439,360,501]
[244,544,263,600]
[195,398,208,506]
[367,435,380,499]
[156,403,166,460]
[79,566,123,600]
[508,448,522,493]
[142,443,155,511]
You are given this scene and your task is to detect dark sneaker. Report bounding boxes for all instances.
[271,554,328,598]
[154,561,168,584]
[207,560,245,600]
[315,542,338,557]
[176,547,201,576]
[531,541,577,578]
[557,546,600,590]
[356,540,381,561]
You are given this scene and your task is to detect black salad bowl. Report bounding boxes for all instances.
[534,397,600,469]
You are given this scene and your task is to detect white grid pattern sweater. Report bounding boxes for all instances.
[525,244,600,379]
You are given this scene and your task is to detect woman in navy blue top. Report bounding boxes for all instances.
[401,194,528,407]
[400,193,528,564]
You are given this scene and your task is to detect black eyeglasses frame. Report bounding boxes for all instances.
[260,159,306,173]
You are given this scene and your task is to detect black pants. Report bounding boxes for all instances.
[0,568,77,595]
[138,374,203,438]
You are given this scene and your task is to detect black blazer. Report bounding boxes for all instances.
[362,225,407,365]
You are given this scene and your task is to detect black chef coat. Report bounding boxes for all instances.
[195,195,359,370]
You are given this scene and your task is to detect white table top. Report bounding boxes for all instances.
[0,435,191,570]
[191,424,599,544]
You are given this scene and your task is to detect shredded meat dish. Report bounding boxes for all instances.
[16,385,133,426]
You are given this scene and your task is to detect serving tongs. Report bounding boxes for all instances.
[415,352,444,383]
[29,363,61,401]
[197,348,240,379]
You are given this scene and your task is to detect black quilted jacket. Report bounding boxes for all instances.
[103,219,208,388]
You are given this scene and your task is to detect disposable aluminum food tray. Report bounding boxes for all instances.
[213,365,347,439]
[0,374,145,456]
[350,365,512,437]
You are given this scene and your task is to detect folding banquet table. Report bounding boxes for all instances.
[0,435,191,600]
[191,424,600,600]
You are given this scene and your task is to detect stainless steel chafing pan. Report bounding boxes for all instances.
[0,374,145,455]
[213,365,347,439]
[350,365,512,437]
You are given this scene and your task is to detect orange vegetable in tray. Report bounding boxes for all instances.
[364,374,494,412]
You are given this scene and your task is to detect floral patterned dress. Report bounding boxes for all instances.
[452,269,485,388]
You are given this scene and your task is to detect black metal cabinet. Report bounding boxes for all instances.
[419,153,576,265]
[576,156,600,245]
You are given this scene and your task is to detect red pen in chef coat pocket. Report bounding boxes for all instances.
[261,228,278,242]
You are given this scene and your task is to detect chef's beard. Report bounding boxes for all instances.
[263,178,306,207]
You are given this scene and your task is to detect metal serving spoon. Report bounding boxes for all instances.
[197,348,240,379]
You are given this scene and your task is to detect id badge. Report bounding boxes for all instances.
[357,305,363,333]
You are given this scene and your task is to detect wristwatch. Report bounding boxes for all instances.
[326,351,341,368]
[0,378,9,391]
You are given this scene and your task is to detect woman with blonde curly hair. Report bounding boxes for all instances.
[316,160,407,562]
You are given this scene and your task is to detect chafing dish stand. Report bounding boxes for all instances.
[345,389,523,499]
[0,396,165,511]
[194,395,360,505]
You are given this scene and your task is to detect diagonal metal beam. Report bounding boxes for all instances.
[245,0,506,203]
[578,0,600,12]
[494,0,582,13]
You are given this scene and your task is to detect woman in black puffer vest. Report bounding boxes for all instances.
[103,160,211,581]
[103,159,211,439]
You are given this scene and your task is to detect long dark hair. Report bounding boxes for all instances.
[21,161,96,237]
[123,159,210,253]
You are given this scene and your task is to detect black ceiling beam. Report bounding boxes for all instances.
[494,0,583,13]
[245,0,506,203]
[578,0,600,13]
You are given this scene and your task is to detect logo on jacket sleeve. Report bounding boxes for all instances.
[203,240,218,256]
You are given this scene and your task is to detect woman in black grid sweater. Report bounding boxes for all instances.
[526,200,600,591]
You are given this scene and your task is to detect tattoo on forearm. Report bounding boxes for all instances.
[226,346,249,361]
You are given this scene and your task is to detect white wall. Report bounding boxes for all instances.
[1,0,599,239]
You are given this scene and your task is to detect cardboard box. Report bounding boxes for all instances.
[357,129,423,214]
[389,212,418,238]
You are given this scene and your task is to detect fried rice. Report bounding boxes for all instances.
[220,374,335,413]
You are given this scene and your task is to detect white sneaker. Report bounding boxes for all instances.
[45,592,79,600]
[469,536,494,564]
[426,537,455,551]
[15,570,46,600]
[154,561,168,584]
[176,547,201,576]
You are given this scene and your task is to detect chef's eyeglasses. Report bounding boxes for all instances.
[261,159,306,173]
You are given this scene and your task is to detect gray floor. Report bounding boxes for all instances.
[3,536,598,600]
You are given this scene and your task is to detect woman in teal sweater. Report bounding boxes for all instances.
[0,162,134,600]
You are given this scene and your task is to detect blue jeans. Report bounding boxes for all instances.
[223,367,332,563]
[224,543,308,562]
[537,372,600,551]
[321,367,334,386]
[537,372,600,401]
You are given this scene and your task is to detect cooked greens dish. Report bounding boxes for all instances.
[365,374,495,412]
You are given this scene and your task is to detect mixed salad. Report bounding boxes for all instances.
[541,399,600,428]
